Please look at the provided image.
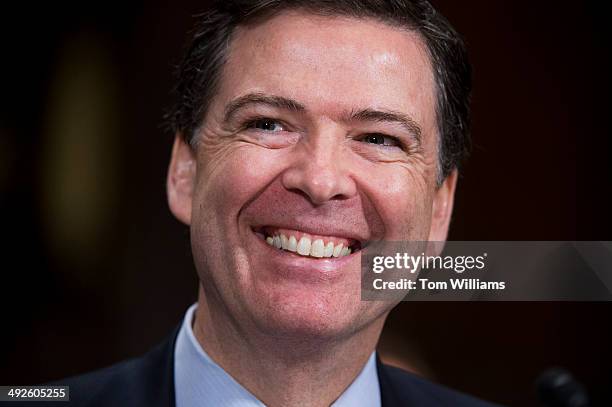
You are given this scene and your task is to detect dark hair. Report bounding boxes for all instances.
[166,0,472,183]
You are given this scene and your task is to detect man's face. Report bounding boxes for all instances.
[168,12,456,338]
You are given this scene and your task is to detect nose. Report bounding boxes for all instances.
[281,132,357,205]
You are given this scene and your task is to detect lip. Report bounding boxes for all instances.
[251,223,368,248]
[254,226,362,252]
[248,226,360,283]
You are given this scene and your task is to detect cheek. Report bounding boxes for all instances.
[358,163,434,240]
[194,143,282,221]
[190,143,284,280]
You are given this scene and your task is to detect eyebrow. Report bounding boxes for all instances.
[346,108,422,147]
[223,92,422,146]
[224,92,306,122]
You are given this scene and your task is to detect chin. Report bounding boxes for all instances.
[246,283,380,341]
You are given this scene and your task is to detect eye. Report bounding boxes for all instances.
[360,133,401,147]
[247,118,285,132]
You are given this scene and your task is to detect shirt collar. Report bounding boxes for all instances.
[174,304,381,407]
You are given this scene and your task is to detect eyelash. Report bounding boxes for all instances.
[357,133,405,149]
[243,117,287,132]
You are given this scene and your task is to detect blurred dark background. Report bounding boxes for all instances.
[0,1,610,406]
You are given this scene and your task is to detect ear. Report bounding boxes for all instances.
[167,134,196,225]
[428,169,458,242]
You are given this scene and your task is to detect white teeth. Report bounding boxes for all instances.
[287,235,298,252]
[264,232,353,258]
[332,243,343,258]
[273,235,282,249]
[297,236,312,256]
[280,234,288,250]
[324,241,334,257]
[310,239,325,257]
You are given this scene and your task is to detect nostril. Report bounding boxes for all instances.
[286,187,314,202]
[281,164,356,205]
[285,187,351,207]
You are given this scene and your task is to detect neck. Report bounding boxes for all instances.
[192,288,386,407]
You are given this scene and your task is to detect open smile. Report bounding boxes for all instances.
[253,226,362,259]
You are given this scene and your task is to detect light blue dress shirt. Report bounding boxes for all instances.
[174,304,381,407]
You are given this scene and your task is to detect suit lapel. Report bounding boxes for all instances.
[377,356,402,407]
[377,355,417,407]
[132,325,180,407]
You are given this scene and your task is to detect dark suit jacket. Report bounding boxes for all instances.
[24,327,499,407]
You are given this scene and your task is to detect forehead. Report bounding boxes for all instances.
[217,11,436,133]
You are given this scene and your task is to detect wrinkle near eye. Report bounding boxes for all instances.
[204,120,301,158]
[349,137,409,163]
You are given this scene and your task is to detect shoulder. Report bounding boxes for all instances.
[46,328,178,407]
[378,362,502,407]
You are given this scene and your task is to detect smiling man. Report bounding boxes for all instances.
[53,1,496,406]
